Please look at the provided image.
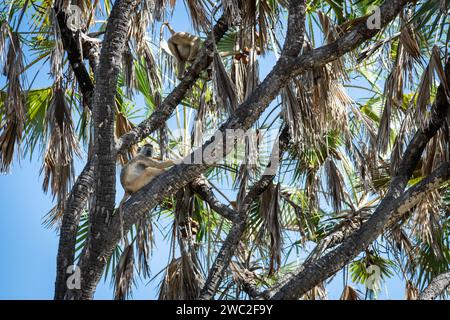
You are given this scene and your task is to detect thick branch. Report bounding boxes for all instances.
[54,158,96,299]
[54,7,94,107]
[419,271,450,300]
[198,219,246,300]
[190,177,238,221]
[290,0,411,77]
[282,0,307,57]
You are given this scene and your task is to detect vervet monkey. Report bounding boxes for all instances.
[162,22,200,79]
[109,144,178,227]
[120,143,177,195]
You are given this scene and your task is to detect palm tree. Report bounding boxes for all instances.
[1,0,450,300]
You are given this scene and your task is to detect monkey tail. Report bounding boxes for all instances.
[161,21,176,35]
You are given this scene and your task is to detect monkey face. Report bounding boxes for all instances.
[139,143,153,157]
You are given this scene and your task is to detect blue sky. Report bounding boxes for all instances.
[0,2,410,300]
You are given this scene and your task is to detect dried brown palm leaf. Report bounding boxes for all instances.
[317,11,348,78]
[158,253,204,300]
[405,280,419,300]
[357,38,389,64]
[135,216,154,278]
[242,0,256,27]
[115,109,137,165]
[235,166,249,211]
[244,0,279,55]
[114,244,135,300]
[42,198,68,229]
[324,158,346,212]
[175,187,194,225]
[282,38,351,157]
[377,54,404,154]
[212,49,238,114]
[129,7,161,90]
[340,285,361,300]
[153,0,172,21]
[390,110,415,175]
[184,0,210,32]
[281,85,302,145]
[378,13,422,154]
[260,183,282,275]
[221,0,242,25]
[229,26,262,104]
[141,42,162,90]
[50,9,64,83]
[415,46,447,124]
[0,21,8,65]
[305,168,320,211]
[420,132,445,177]
[41,87,80,224]
[303,282,327,300]
[0,32,26,172]
[411,190,443,257]
[122,44,135,97]
[244,44,260,100]
[234,129,261,183]
[399,23,421,64]
[193,85,208,147]
[231,50,247,103]
[389,226,413,255]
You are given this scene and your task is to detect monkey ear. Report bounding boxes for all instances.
[137,146,142,153]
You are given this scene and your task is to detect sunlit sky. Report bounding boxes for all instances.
[0,2,407,300]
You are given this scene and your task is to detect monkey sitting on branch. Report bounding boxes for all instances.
[162,22,201,80]
[162,22,263,80]
[120,143,178,196]
[110,144,179,227]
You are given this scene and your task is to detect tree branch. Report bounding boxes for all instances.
[54,6,94,107]
[53,4,98,299]
[419,271,450,300]
[190,177,238,222]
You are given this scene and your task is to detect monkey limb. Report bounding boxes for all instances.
[162,21,176,35]
[120,156,174,194]
[162,22,201,79]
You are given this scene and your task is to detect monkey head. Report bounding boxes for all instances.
[138,143,154,157]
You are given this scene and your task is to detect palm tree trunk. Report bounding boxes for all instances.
[65,0,139,300]
[54,159,95,299]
